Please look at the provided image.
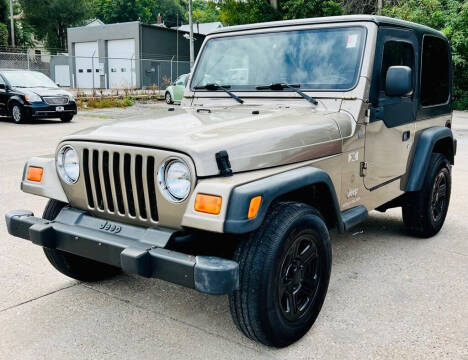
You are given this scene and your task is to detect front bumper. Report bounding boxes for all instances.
[5,208,239,295]
[25,102,78,118]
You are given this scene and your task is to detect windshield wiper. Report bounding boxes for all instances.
[256,83,318,105]
[194,83,244,104]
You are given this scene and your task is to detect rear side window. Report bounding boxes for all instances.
[420,36,450,106]
[380,41,414,92]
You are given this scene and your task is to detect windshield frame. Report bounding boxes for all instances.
[2,70,58,89]
[190,24,368,93]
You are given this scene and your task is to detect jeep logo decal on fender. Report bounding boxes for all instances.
[99,221,122,234]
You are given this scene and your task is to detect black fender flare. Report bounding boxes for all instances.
[405,126,456,192]
[223,167,344,234]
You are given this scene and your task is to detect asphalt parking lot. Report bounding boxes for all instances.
[0,105,467,360]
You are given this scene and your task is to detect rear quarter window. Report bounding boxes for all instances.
[420,35,450,106]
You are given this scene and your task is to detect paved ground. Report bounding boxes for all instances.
[0,105,467,360]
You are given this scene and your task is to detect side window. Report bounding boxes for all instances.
[420,36,449,106]
[0,75,5,86]
[380,41,414,93]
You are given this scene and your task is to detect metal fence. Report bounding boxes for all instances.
[0,51,191,91]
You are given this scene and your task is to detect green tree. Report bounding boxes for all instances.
[0,23,8,46]
[19,0,91,51]
[219,0,279,25]
[93,0,186,28]
[219,0,342,26]
[281,0,342,19]
[192,0,220,23]
[383,0,468,109]
[0,0,8,24]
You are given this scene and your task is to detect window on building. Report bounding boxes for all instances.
[420,35,450,106]
[380,41,414,93]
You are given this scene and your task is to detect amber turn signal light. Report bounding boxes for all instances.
[26,166,43,182]
[194,194,222,215]
[248,196,262,219]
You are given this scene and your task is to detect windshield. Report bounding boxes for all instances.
[191,26,366,91]
[3,71,58,88]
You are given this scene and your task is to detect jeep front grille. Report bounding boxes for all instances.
[43,96,69,105]
[82,148,159,222]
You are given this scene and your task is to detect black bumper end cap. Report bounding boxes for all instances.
[5,210,34,231]
[194,256,239,295]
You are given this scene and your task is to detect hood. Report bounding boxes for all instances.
[15,87,72,98]
[64,106,354,176]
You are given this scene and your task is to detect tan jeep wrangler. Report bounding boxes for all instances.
[6,15,456,347]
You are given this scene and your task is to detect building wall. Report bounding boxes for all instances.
[65,22,205,89]
[140,25,205,88]
[67,22,141,88]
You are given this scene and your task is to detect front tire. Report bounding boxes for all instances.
[229,202,332,347]
[165,92,173,104]
[402,153,451,238]
[42,200,120,282]
[10,102,29,124]
[60,113,74,122]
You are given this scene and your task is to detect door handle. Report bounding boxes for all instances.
[402,131,411,142]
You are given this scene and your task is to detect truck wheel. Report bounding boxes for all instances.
[229,202,332,347]
[402,153,451,238]
[42,199,120,282]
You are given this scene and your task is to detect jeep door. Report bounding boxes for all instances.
[364,27,419,190]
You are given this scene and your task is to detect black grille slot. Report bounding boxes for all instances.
[82,149,94,208]
[147,156,158,221]
[112,152,125,214]
[135,155,147,219]
[92,150,104,210]
[102,151,114,212]
[123,153,136,217]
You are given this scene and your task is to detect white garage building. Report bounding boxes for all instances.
[64,21,205,89]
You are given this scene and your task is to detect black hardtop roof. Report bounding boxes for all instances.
[211,15,446,39]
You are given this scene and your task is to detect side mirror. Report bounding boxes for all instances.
[385,66,413,97]
[0,84,5,90]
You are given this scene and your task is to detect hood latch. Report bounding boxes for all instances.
[216,151,233,177]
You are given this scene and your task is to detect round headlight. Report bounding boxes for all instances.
[158,159,191,202]
[57,145,80,184]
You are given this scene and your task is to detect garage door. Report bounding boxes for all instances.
[108,39,136,89]
[75,42,100,88]
[55,65,70,87]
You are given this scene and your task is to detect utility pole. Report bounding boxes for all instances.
[188,0,194,69]
[9,0,15,47]
[377,0,383,15]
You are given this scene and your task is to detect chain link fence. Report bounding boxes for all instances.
[0,51,191,92]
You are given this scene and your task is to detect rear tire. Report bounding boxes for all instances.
[229,202,332,347]
[42,199,120,282]
[165,92,173,104]
[60,113,74,122]
[402,153,451,238]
